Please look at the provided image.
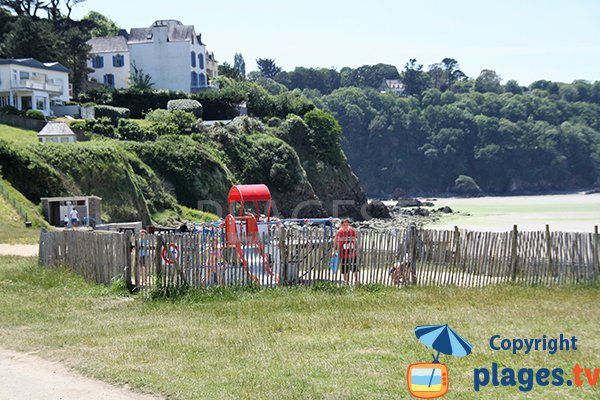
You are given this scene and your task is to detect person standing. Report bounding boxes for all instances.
[69,208,79,228]
[333,219,360,285]
[63,214,69,228]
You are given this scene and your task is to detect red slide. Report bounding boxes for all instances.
[224,214,279,285]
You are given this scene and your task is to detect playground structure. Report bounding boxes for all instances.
[218,184,344,286]
[224,184,280,286]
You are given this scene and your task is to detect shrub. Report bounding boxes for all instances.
[267,117,282,127]
[167,99,203,118]
[86,117,119,138]
[453,175,483,196]
[69,120,86,130]
[0,105,23,116]
[148,122,180,136]
[117,119,154,141]
[25,110,46,120]
[94,105,130,123]
[145,109,197,134]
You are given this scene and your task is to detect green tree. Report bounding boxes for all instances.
[82,10,120,37]
[504,80,523,94]
[256,58,282,78]
[233,52,246,78]
[129,61,154,90]
[474,69,502,93]
[441,58,466,91]
[0,0,86,19]
[218,62,242,80]
[303,109,344,164]
[401,59,430,96]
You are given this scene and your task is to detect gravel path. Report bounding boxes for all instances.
[0,348,162,400]
[0,244,38,257]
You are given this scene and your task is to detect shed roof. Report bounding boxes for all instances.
[41,196,102,201]
[38,122,75,137]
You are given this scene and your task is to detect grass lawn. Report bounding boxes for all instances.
[0,257,599,399]
[0,123,38,144]
[0,178,47,244]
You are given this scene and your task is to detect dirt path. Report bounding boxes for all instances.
[0,244,38,257]
[0,348,162,400]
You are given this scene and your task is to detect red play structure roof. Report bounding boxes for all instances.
[227,184,271,204]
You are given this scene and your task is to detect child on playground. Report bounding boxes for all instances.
[333,219,360,285]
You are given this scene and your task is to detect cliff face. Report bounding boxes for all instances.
[275,115,368,220]
[209,117,326,218]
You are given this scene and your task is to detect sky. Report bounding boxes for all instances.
[70,0,600,85]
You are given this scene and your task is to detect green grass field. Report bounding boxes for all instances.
[0,256,598,399]
[0,123,38,144]
[0,178,46,244]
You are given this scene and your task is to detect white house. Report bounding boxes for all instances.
[0,58,70,116]
[88,20,217,93]
[87,36,130,89]
[38,121,76,143]
[379,79,405,96]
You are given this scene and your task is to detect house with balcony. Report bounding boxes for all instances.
[88,20,218,93]
[0,58,70,116]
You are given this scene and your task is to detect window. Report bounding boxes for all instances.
[113,54,125,67]
[19,71,30,81]
[198,54,204,69]
[0,95,10,107]
[104,74,115,88]
[191,72,198,87]
[92,55,104,69]
[199,73,206,87]
[35,96,47,110]
[191,51,196,68]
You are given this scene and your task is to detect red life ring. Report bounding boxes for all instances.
[161,243,179,264]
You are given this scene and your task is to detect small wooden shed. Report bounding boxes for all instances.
[40,196,102,227]
[38,121,76,143]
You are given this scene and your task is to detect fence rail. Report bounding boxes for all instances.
[0,179,28,222]
[38,225,600,290]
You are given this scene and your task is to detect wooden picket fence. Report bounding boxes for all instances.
[38,224,600,290]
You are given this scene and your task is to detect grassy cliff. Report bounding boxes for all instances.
[0,111,368,225]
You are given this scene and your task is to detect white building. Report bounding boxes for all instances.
[87,36,130,89]
[0,58,71,116]
[38,121,76,143]
[88,20,216,93]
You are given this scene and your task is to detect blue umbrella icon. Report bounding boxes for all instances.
[415,324,473,387]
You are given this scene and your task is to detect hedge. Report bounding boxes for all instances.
[94,105,130,123]
[167,99,203,118]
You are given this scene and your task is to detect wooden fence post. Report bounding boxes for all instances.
[546,224,554,277]
[510,225,519,282]
[123,231,134,292]
[155,235,163,290]
[279,226,287,285]
[408,223,418,285]
[594,225,599,279]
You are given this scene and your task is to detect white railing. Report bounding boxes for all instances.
[10,79,62,93]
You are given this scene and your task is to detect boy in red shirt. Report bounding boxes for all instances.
[333,219,360,285]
